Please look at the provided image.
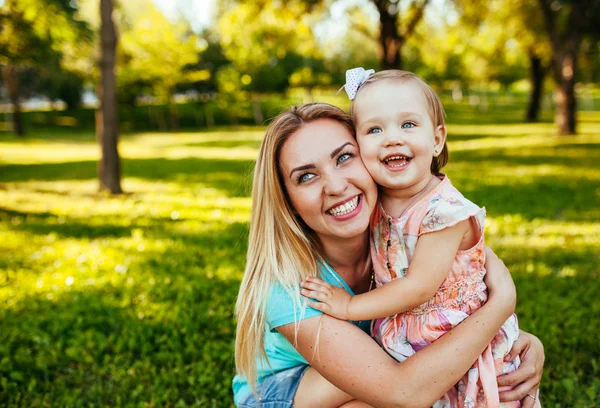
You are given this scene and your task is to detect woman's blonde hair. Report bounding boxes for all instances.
[234,102,355,392]
[351,70,449,175]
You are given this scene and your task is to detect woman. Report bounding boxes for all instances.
[233,103,544,408]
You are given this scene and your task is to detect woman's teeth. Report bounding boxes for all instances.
[328,196,360,216]
[383,155,411,167]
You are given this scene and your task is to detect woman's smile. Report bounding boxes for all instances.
[326,194,362,219]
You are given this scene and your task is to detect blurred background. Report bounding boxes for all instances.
[0,0,599,406]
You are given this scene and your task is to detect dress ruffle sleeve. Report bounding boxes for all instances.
[418,188,485,237]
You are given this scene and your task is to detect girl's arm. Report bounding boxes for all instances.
[301,219,470,321]
[279,250,516,408]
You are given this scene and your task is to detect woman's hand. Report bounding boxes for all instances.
[498,331,545,407]
[483,247,516,317]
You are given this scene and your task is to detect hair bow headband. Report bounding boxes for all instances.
[344,67,375,100]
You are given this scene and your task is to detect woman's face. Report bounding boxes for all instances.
[279,118,377,244]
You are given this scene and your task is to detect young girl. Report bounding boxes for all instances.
[300,69,540,408]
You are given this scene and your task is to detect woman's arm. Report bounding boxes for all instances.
[301,220,469,321]
[280,250,516,408]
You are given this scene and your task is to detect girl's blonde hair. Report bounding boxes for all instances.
[234,102,356,392]
[351,70,449,175]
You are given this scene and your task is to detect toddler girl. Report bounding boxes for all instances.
[301,69,539,408]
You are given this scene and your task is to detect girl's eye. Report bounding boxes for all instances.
[337,153,353,164]
[401,122,416,129]
[297,173,315,184]
[367,127,382,134]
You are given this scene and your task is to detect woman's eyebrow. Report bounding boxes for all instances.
[289,164,316,178]
[330,142,354,158]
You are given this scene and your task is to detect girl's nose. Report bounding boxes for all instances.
[383,128,406,147]
[323,172,349,196]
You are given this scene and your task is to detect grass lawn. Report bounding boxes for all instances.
[0,106,599,407]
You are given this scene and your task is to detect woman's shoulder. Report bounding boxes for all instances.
[265,262,341,331]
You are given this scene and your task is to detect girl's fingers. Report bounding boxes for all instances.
[301,281,333,296]
[306,300,329,313]
[301,289,330,302]
[304,277,333,289]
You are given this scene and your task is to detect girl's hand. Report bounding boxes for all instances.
[498,330,544,407]
[300,277,352,320]
[483,247,516,317]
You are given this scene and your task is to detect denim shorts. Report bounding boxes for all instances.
[236,365,310,407]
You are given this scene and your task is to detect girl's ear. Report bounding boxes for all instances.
[433,125,447,156]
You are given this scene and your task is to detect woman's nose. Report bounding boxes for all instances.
[323,172,349,196]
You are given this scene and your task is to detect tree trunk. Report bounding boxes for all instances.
[526,52,544,122]
[2,65,24,136]
[378,5,402,70]
[251,93,264,125]
[553,39,578,135]
[168,96,179,131]
[97,0,122,193]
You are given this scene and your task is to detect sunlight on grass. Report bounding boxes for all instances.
[0,111,599,406]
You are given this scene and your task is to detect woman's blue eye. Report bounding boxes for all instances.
[401,122,416,129]
[367,127,382,134]
[298,173,314,183]
[337,153,352,164]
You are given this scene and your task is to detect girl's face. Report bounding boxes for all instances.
[353,80,446,195]
[279,119,377,244]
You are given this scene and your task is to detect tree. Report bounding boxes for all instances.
[217,1,326,122]
[454,0,551,121]
[97,0,122,194]
[0,0,87,135]
[537,0,600,135]
[371,0,430,69]
[119,3,206,130]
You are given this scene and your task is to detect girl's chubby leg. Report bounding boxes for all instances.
[294,367,374,408]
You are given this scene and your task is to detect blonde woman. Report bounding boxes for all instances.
[233,103,544,408]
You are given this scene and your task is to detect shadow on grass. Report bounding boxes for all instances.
[0,280,237,406]
[183,140,262,149]
[0,157,255,197]
[444,105,555,125]
[0,222,249,405]
[450,174,599,222]
[452,147,600,168]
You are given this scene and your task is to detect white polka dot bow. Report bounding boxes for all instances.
[344,67,375,100]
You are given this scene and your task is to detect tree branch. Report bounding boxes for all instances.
[401,0,430,39]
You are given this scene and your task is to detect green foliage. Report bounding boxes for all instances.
[0,103,599,407]
[119,3,206,104]
[217,1,326,93]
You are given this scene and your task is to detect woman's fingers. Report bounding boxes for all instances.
[504,334,527,362]
[499,380,537,404]
[519,388,540,408]
[498,363,533,387]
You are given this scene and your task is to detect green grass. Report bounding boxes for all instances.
[1,107,599,407]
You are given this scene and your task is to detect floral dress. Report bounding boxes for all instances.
[370,175,524,408]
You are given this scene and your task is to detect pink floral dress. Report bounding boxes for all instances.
[370,175,524,408]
